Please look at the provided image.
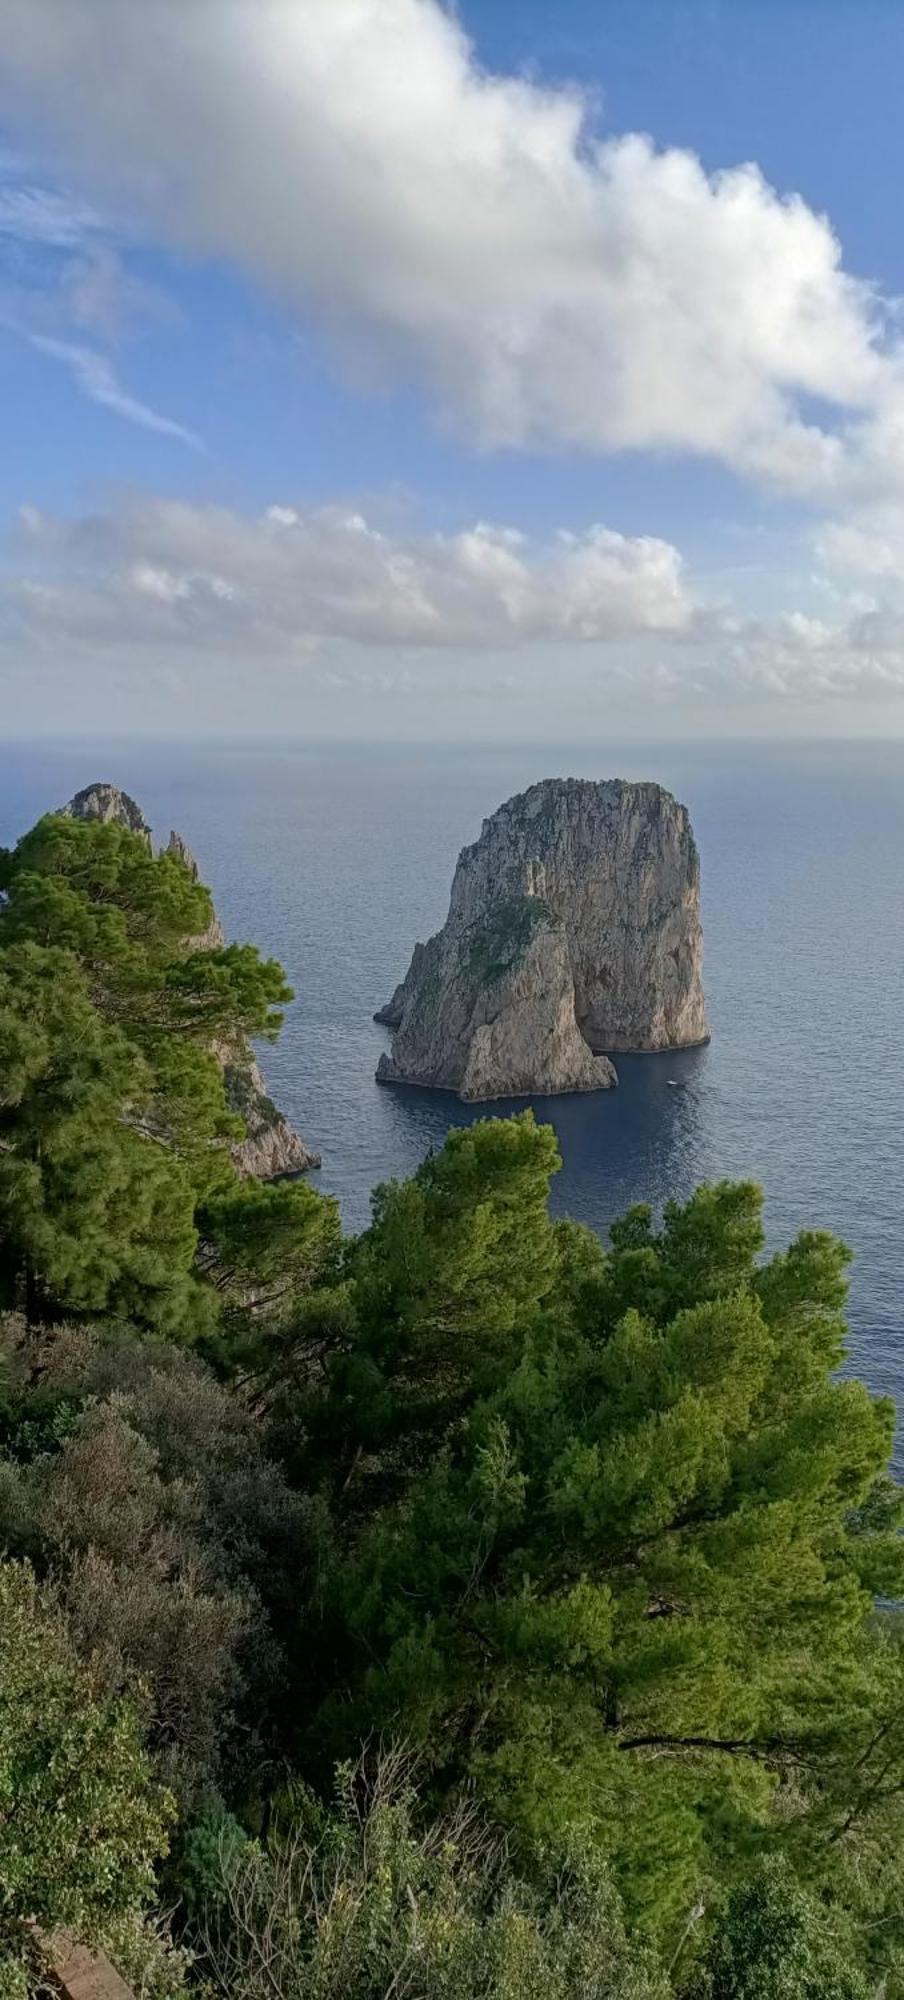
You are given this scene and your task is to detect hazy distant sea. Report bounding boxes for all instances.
[2,737,903,1441]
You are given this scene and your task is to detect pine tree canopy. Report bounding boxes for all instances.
[294,1121,904,1939]
[0,811,329,1332]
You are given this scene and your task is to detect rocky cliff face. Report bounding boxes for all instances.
[62,784,318,1176]
[376,777,707,1102]
[164,830,227,951]
[221,1051,318,1178]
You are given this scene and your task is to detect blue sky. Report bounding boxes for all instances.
[3,0,904,738]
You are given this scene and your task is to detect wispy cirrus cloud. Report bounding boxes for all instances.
[19,331,202,448]
[0,176,100,248]
[0,152,189,439]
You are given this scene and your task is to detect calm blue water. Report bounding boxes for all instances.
[1,738,903,1430]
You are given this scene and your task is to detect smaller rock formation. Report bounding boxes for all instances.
[165,829,226,951]
[376,777,707,1103]
[165,828,196,870]
[220,1049,319,1178]
[61,783,318,1175]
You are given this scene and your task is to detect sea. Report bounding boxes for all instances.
[2,737,903,1438]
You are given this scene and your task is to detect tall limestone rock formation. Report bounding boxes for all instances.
[62,784,319,1175]
[376,777,708,1102]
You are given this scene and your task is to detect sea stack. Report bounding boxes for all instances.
[376,777,708,1102]
[62,783,319,1175]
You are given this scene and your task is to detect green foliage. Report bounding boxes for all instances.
[0,941,205,1332]
[294,1113,567,1500]
[0,1316,321,1807]
[698,1856,869,1998]
[0,808,340,1331]
[466,893,559,987]
[1,812,291,1046]
[199,1177,342,1346]
[598,1181,767,1325]
[0,814,291,1185]
[357,1111,563,1345]
[0,814,210,968]
[163,942,292,1045]
[172,1804,248,1920]
[94,1911,193,2000]
[203,1750,668,2000]
[311,1157,904,1945]
[0,1558,172,1928]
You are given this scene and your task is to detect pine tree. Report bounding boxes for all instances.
[309,1139,904,1941]
[0,812,333,1332]
[0,942,203,1331]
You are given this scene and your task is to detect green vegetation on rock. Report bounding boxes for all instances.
[465,891,558,987]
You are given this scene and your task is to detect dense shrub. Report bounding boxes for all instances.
[202,1751,667,2000]
[0,1318,321,1803]
[0,1559,171,1983]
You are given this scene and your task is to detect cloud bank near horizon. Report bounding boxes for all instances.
[8,500,694,652]
[6,495,904,732]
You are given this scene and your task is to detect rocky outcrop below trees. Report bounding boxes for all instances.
[218,1044,319,1178]
[62,784,319,1176]
[376,777,708,1102]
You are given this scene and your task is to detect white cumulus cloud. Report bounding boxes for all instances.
[7,495,904,721]
[4,499,695,652]
[2,0,901,497]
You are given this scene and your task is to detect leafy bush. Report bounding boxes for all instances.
[202,1750,667,2000]
[0,1319,321,1805]
[0,1559,171,1930]
[698,1857,869,1999]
